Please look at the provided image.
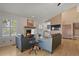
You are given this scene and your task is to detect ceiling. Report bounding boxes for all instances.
[0,3,77,22]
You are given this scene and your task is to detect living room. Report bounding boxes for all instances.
[0,3,79,56]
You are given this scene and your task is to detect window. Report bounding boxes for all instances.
[2,18,10,27]
[0,17,2,37]
[11,19,16,27]
[2,28,10,36]
[0,16,16,37]
[0,28,2,37]
[11,27,16,36]
[11,19,16,36]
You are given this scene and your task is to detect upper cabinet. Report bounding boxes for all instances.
[51,13,61,25]
[62,7,78,24]
[73,23,79,29]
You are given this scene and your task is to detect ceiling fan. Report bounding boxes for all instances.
[57,3,61,6]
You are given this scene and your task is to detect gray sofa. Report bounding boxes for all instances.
[16,34,31,52]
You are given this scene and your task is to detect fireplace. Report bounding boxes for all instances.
[26,29,31,37]
[26,30,31,34]
[24,26,36,37]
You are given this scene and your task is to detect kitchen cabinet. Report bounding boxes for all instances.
[73,23,79,38]
[62,24,73,39]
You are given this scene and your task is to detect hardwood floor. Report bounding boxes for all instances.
[53,39,79,56]
[0,39,79,56]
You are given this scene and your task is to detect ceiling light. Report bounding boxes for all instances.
[57,3,61,6]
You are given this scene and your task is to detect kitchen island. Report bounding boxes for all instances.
[39,33,61,53]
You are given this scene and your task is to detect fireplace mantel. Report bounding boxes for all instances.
[24,26,36,29]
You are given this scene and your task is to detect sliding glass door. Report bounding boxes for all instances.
[0,16,16,47]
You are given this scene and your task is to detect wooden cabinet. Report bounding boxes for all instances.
[73,23,79,38]
[62,23,79,39]
[62,24,73,39]
[73,23,79,29]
